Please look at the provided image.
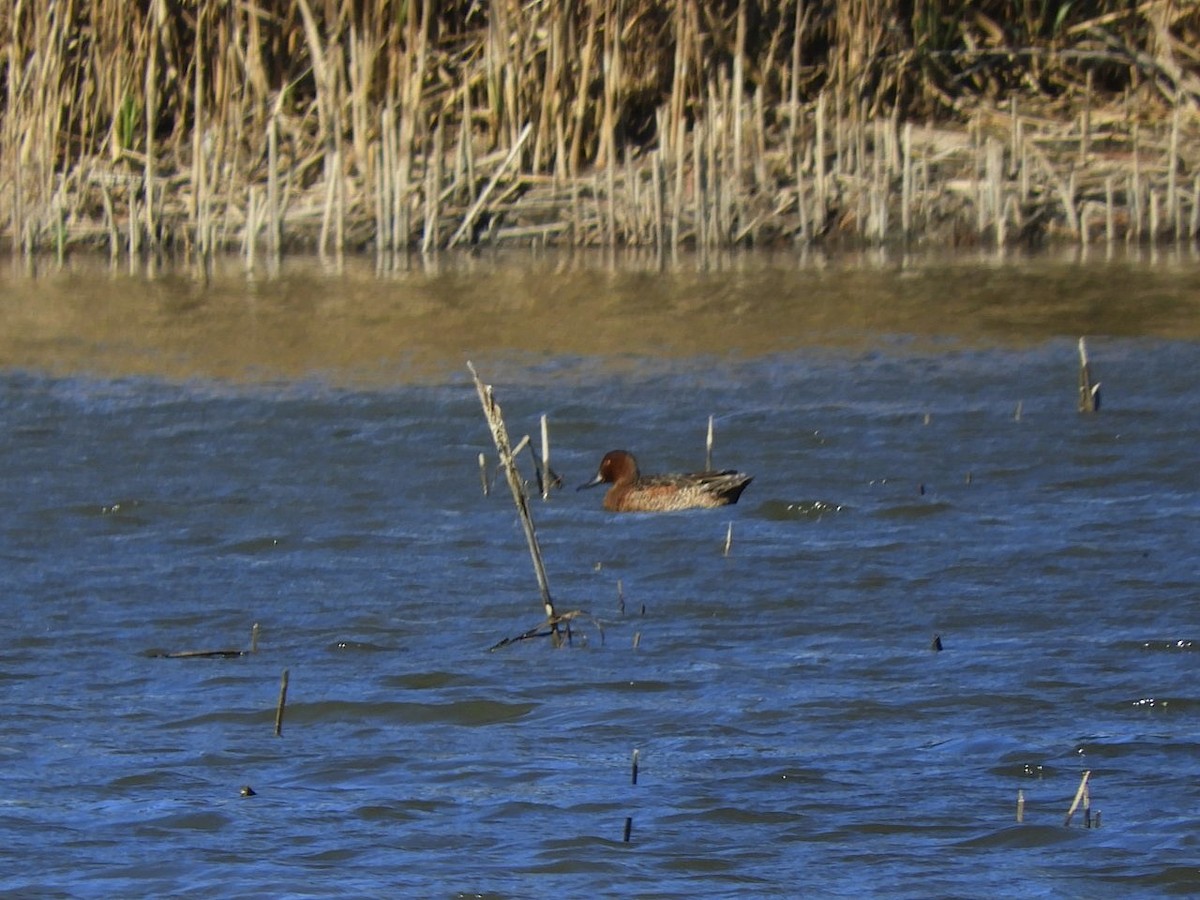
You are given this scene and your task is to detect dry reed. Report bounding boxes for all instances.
[471,363,596,649]
[274,668,289,736]
[1,2,1198,263]
[1064,770,1092,826]
[1078,337,1102,413]
[470,362,558,630]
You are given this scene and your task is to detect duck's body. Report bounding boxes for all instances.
[578,450,753,513]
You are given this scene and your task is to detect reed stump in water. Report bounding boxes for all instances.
[1077,337,1101,413]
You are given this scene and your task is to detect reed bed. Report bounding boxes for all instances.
[2,1,1198,265]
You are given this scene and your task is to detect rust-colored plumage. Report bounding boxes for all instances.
[578,450,753,513]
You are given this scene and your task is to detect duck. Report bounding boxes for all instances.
[578,449,753,513]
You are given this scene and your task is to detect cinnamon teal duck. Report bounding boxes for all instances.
[578,449,753,512]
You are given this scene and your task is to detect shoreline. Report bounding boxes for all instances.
[2,4,1197,265]
[6,96,1198,269]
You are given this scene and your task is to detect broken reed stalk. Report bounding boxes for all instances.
[705,415,714,470]
[1077,337,1101,413]
[448,121,533,248]
[274,668,289,736]
[624,747,639,843]
[1064,770,1091,826]
[468,362,557,625]
[478,452,489,496]
[507,433,561,499]
[267,112,281,263]
[540,414,550,501]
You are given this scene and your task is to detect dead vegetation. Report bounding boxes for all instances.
[1,1,1198,264]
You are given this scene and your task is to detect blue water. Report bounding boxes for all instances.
[1,256,1199,897]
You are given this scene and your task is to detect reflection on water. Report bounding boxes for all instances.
[3,247,1199,384]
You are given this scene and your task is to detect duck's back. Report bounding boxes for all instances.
[608,469,753,512]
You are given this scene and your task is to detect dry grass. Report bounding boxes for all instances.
[1,1,1198,263]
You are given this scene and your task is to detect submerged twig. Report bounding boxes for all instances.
[155,622,261,658]
[488,610,605,651]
